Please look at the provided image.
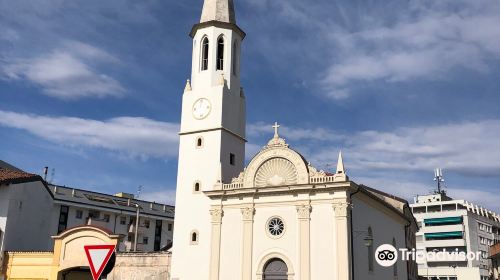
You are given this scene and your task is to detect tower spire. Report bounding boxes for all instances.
[334,151,348,182]
[200,0,236,24]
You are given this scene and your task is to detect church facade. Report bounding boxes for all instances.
[170,1,418,280]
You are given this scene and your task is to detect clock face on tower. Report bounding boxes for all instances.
[192,98,212,120]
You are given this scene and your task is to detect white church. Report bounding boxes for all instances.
[170,0,419,279]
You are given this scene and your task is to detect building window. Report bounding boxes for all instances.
[103,214,110,223]
[230,153,235,165]
[190,230,199,245]
[216,36,224,70]
[193,181,201,193]
[154,220,163,251]
[76,210,83,219]
[144,219,150,228]
[88,210,100,219]
[267,217,285,238]
[368,227,374,272]
[143,237,149,245]
[58,205,69,233]
[201,37,209,71]
[168,223,173,232]
[196,137,203,148]
[120,216,126,225]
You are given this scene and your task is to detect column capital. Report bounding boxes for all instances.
[332,199,351,218]
[241,207,255,221]
[296,204,311,220]
[210,207,224,224]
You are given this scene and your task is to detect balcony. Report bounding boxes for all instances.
[424,238,466,248]
[422,224,464,234]
[85,217,111,229]
[128,223,150,234]
[121,241,146,252]
[425,251,468,262]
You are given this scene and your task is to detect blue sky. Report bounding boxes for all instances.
[1,0,499,211]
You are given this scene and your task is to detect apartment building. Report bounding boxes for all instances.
[0,160,174,275]
[50,184,175,252]
[411,192,500,280]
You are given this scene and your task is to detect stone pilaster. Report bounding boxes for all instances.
[209,207,223,280]
[333,198,352,280]
[241,206,255,280]
[296,204,311,280]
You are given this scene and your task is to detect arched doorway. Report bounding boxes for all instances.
[263,258,288,280]
[58,267,92,280]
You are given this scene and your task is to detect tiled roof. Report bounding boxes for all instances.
[0,167,41,184]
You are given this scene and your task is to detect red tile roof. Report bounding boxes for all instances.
[0,167,41,184]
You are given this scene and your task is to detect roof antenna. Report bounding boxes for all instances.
[43,166,48,181]
[433,168,445,195]
[136,185,143,199]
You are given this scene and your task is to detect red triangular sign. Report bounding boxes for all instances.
[84,244,116,280]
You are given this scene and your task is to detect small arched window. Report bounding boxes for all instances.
[216,36,224,70]
[368,227,374,272]
[201,37,209,71]
[196,137,203,148]
[190,230,199,245]
[232,41,237,76]
[392,238,398,276]
[193,181,201,193]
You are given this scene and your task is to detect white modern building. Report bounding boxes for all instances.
[0,160,174,274]
[411,181,500,280]
[170,0,419,279]
[50,184,175,252]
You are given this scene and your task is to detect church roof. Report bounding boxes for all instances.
[190,0,245,39]
[200,0,236,24]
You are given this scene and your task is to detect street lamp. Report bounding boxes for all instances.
[364,233,374,247]
[133,203,140,252]
[354,230,374,247]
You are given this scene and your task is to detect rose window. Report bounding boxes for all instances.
[267,217,285,237]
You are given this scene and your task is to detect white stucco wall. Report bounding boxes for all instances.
[2,181,55,251]
[310,203,336,280]
[351,193,409,280]
[251,204,299,277]
[219,208,243,279]
[107,252,171,280]
[171,22,246,280]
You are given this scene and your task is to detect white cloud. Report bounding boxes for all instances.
[1,41,124,99]
[249,119,500,177]
[245,0,500,100]
[356,176,500,213]
[0,110,179,159]
[314,120,500,177]
[319,0,500,98]
[140,189,176,206]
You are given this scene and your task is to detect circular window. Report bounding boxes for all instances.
[267,217,285,237]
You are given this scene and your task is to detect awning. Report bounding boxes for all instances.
[424,217,463,225]
[425,231,463,238]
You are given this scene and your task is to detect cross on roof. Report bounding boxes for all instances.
[272,122,280,138]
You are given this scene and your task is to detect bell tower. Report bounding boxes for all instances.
[171,0,246,278]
